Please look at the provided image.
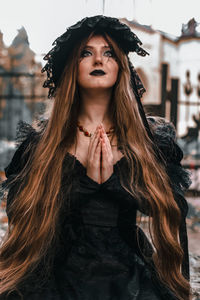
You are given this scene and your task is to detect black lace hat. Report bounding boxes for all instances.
[42,15,149,98]
[42,15,152,138]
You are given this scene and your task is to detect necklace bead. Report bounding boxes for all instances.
[77,122,114,137]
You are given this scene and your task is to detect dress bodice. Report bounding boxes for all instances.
[62,153,138,229]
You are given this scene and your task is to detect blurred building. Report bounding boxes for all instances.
[122,18,200,191]
[0,27,47,173]
[122,18,200,137]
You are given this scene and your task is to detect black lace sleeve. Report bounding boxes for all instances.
[5,122,36,177]
[148,117,192,214]
[1,121,38,222]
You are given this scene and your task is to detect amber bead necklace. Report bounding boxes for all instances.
[77,121,115,137]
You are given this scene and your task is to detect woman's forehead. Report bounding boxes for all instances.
[85,35,110,48]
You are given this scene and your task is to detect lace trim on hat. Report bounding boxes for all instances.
[41,15,149,98]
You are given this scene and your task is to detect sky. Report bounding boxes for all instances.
[0,0,199,60]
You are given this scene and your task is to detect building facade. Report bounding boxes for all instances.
[122,18,200,137]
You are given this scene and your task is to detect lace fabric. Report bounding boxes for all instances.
[0,120,191,299]
[41,15,149,99]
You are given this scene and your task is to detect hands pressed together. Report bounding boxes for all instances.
[86,124,114,184]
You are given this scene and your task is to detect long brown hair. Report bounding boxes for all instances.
[0,32,191,299]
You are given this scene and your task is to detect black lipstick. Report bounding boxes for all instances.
[90,69,106,76]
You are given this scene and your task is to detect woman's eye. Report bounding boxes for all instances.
[80,50,92,58]
[104,50,114,57]
[80,49,115,59]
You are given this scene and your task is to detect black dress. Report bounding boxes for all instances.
[1,120,191,300]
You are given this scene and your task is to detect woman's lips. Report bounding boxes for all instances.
[90,70,106,76]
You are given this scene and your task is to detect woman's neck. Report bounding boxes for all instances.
[78,88,113,130]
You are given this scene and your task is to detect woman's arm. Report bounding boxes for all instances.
[148,117,191,215]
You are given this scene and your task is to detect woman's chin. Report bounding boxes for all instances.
[79,86,114,94]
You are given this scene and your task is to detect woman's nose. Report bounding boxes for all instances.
[93,52,103,65]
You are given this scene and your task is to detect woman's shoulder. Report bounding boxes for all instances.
[147,116,183,163]
[4,119,47,179]
[147,116,192,196]
[15,120,41,146]
[147,116,176,136]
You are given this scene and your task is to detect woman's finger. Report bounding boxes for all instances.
[88,127,99,150]
[100,137,108,167]
[95,139,101,155]
[91,132,100,152]
[101,127,112,155]
[89,128,101,162]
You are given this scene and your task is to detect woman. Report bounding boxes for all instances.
[0,16,191,299]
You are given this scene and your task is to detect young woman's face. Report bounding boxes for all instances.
[77,35,119,91]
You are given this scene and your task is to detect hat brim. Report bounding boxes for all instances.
[41,15,149,98]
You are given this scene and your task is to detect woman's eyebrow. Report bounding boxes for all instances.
[84,45,111,49]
